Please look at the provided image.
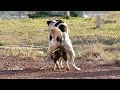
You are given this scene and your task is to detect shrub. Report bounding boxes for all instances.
[103,39,115,45]
[28,11,49,18]
[70,12,78,17]
[113,59,120,66]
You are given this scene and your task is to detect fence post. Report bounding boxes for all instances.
[96,15,101,28]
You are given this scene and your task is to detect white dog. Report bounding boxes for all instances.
[47,20,80,70]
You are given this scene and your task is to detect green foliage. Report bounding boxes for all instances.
[70,12,78,17]
[103,39,115,45]
[28,11,49,18]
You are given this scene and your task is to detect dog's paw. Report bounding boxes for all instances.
[72,64,81,71]
[66,67,70,71]
[60,66,64,69]
[74,66,81,71]
[76,67,81,71]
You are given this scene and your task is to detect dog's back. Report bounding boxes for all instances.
[47,20,68,41]
[54,20,68,33]
[47,20,81,70]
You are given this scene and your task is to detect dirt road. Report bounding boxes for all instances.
[0,55,120,79]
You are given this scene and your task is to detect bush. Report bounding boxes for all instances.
[113,59,120,66]
[103,39,115,45]
[28,11,49,18]
[70,12,78,17]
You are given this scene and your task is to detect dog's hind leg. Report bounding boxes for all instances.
[53,61,60,70]
[62,50,69,70]
[70,52,81,71]
[59,57,64,69]
[56,60,60,69]
[66,60,70,70]
[53,64,57,70]
[53,50,61,70]
[63,53,70,70]
[65,47,81,71]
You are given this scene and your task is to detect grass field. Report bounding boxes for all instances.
[0,11,120,63]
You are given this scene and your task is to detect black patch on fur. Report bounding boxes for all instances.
[54,20,64,27]
[50,35,52,41]
[53,50,61,63]
[62,50,67,61]
[47,21,52,26]
[54,20,66,32]
[53,47,67,64]
[56,37,62,43]
[59,25,66,32]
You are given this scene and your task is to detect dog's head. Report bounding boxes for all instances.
[47,20,64,26]
[47,20,68,41]
[47,20,67,32]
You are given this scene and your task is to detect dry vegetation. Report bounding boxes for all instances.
[0,11,120,65]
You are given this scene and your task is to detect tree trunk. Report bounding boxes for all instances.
[19,11,21,19]
[64,11,70,19]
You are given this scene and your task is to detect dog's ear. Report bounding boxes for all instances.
[47,21,52,26]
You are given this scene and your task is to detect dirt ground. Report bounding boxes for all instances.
[0,55,120,79]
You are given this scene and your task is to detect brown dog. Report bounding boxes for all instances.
[51,46,70,70]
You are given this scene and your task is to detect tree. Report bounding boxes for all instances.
[64,11,70,19]
[18,11,21,18]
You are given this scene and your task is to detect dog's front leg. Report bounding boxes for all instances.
[53,61,60,70]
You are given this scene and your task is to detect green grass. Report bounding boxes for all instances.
[0,11,120,62]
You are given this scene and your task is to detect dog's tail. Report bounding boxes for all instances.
[50,27,63,43]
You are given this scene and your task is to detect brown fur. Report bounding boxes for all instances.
[50,27,63,40]
[52,46,69,70]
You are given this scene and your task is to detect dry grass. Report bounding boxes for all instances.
[0,11,120,64]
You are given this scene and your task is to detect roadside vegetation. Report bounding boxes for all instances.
[0,11,120,65]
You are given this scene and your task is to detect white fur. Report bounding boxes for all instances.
[47,20,80,70]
